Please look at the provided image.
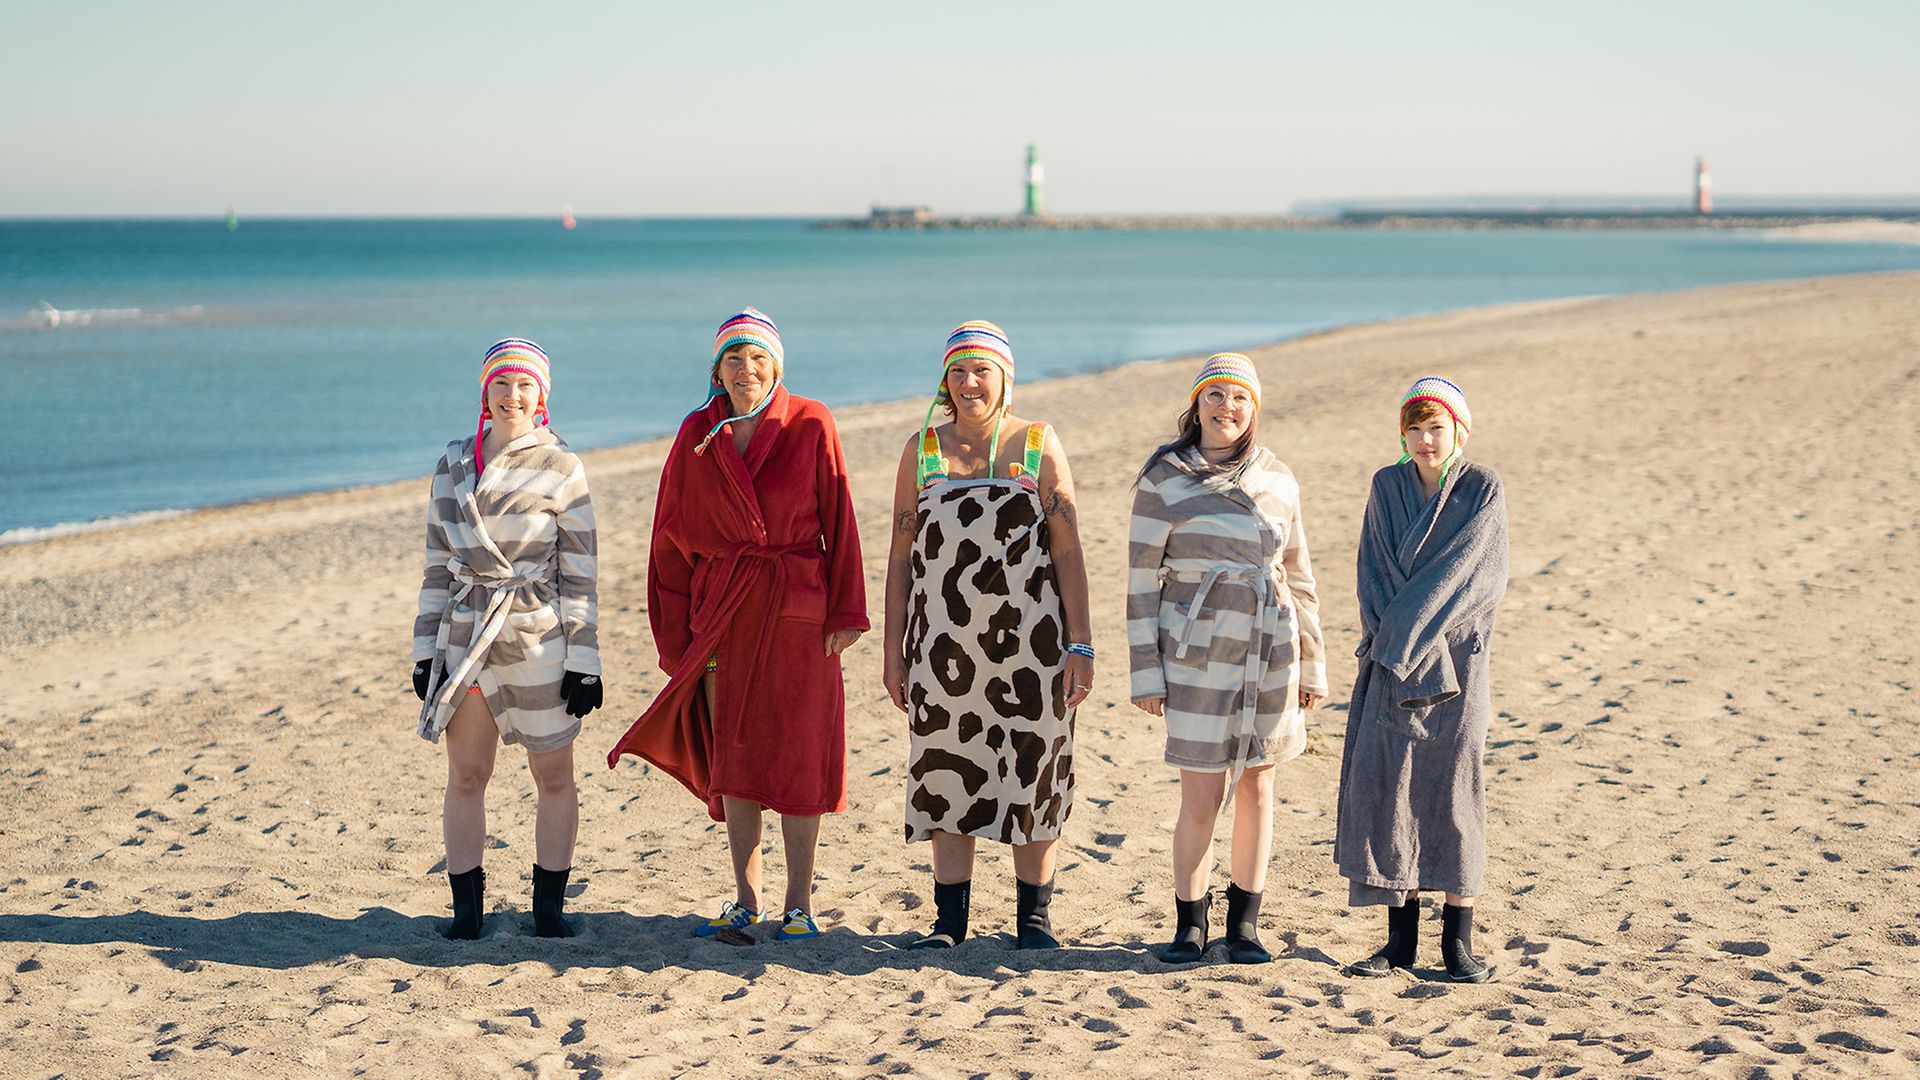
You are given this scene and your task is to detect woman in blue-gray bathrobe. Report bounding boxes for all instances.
[1335,376,1509,983]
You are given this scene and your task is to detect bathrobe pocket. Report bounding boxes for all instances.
[777,552,829,623]
[1159,601,1215,671]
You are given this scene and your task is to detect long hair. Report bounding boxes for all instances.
[1135,400,1258,486]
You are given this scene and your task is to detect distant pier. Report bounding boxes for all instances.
[816,209,1920,233]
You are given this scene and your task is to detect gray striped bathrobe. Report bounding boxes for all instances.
[413,428,599,752]
[1128,446,1328,773]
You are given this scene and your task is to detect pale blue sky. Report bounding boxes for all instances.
[7,0,1915,216]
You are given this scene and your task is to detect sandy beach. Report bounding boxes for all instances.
[3,270,1917,1077]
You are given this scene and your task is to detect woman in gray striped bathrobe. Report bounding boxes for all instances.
[1127,353,1327,964]
[412,339,602,941]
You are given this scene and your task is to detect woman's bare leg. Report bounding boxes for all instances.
[1173,769,1227,900]
[780,815,821,913]
[703,672,766,912]
[930,831,977,884]
[442,692,498,874]
[721,796,765,912]
[1011,838,1057,886]
[1229,764,1276,894]
[525,743,577,871]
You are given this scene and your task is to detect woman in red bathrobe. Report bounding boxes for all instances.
[609,308,868,945]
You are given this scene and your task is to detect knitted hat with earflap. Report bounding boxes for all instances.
[1396,375,1472,485]
[918,320,1015,487]
[475,338,551,476]
[694,307,785,455]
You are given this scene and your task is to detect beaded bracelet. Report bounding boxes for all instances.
[1065,642,1095,660]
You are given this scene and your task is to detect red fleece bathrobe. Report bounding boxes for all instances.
[608,385,869,820]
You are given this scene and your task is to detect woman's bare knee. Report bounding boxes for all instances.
[446,757,493,797]
[526,747,576,798]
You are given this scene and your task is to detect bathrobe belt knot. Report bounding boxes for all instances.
[1161,562,1286,804]
[416,557,556,741]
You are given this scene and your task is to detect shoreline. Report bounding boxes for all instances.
[1,255,1893,550]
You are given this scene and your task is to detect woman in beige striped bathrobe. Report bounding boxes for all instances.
[1128,353,1327,965]
[413,339,601,941]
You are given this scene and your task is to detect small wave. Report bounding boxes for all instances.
[0,508,192,546]
[0,301,209,332]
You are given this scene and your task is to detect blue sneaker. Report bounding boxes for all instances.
[694,900,762,938]
[777,908,821,941]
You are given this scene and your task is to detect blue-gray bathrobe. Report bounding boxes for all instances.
[1334,458,1509,902]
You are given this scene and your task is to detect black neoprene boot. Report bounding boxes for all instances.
[1223,884,1271,964]
[1442,903,1492,983]
[1347,898,1419,976]
[911,879,972,949]
[1160,891,1211,963]
[1015,878,1060,949]
[445,866,485,940]
[531,864,576,939]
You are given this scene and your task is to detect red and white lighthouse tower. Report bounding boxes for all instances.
[1694,156,1712,215]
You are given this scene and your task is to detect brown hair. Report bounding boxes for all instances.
[1135,401,1258,486]
[1400,398,1446,430]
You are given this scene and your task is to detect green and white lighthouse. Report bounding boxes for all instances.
[1024,144,1044,217]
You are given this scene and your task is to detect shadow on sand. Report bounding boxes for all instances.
[0,909,1338,980]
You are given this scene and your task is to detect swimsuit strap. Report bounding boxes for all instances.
[1009,422,1048,490]
[917,412,1023,490]
[917,417,947,489]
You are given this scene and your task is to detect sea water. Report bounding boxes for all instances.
[3,218,1916,537]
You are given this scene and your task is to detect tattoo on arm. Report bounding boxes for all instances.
[1042,490,1077,529]
[895,509,917,535]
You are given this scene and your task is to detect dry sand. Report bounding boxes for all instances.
[1768,220,1920,247]
[3,271,1917,1077]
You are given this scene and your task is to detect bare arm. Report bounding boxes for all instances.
[1038,427,1091,640]
[882,433,921,712]
[1039,427,1094,707]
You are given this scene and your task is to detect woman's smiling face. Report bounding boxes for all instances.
[717,343,777,412]
[1197,383,1255,449]
[946,360,1005,423]
[486,371,544,429]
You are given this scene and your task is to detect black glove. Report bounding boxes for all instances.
[562,670,603,719]
[412,661,432,701]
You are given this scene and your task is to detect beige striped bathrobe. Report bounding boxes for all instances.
[413,427,598,752]
[1128,446,1327,773]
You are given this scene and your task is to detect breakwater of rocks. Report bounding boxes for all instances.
[816,211,1920,232]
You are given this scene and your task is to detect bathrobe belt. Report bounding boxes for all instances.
[416,557,556,742]
[1161,563,1286,807]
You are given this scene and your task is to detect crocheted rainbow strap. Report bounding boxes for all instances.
[1008,423,1046,490]
[917,424,947,488]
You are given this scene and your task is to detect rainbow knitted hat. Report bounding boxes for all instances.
[1191,352,1261,408]
[1397,375,1471,482]
[938,320,1015,402]
[1400,375,1471,433]
[695,308,785,455]
[475,337,551,475]
[713,308,784,370]
[918,320,1015,487]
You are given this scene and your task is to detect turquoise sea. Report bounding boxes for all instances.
[4,218,1918,538]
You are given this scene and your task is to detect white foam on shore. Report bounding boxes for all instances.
[0,303,209,331]
[0,508,192,546]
